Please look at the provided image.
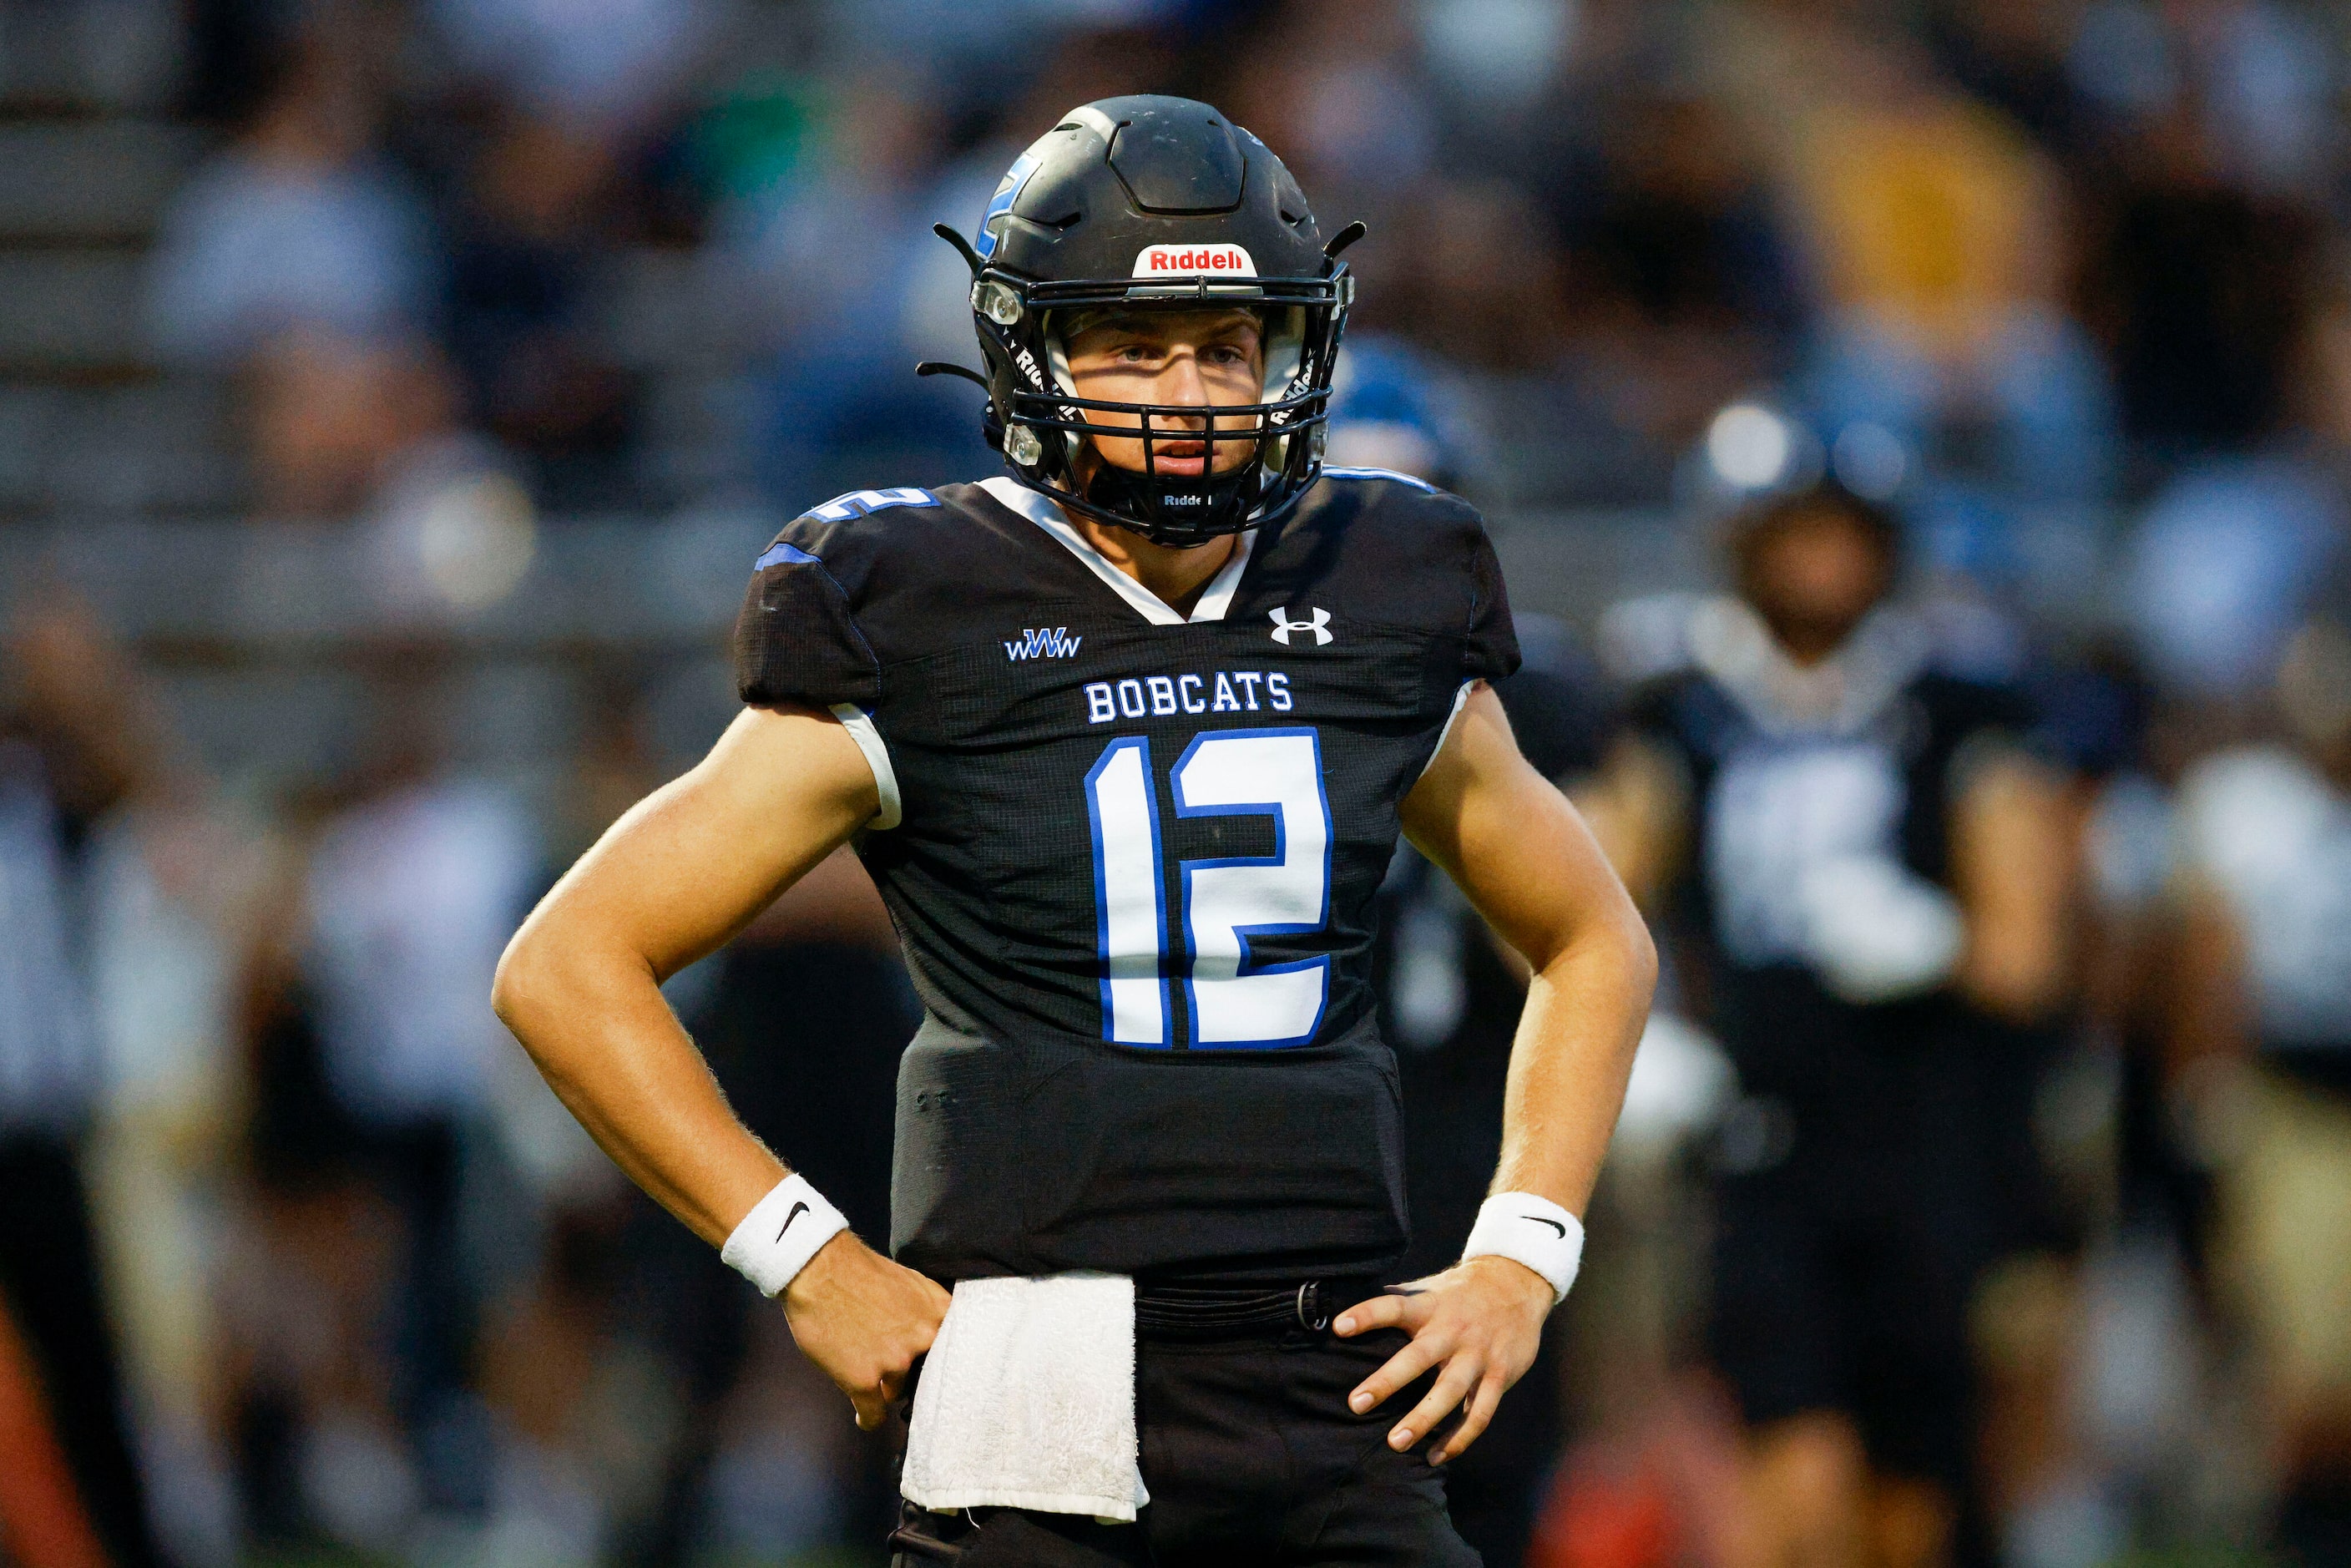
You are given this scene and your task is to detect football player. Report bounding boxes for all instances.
[1597,483,2071,1568]
[494,97,1655,1566]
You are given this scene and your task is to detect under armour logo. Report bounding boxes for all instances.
[1269,606,1332,646]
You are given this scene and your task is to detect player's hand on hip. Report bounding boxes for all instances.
[1332,1255,1553,1464]
[781,1232,951,1431]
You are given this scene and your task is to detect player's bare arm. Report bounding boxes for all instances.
[1335,683,1656,1463]
[1949,744,2072,1022]
[491,705,949,1429]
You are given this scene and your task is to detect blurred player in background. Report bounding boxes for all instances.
[2166,616,2351,1566]
[1591,483,2071,1568]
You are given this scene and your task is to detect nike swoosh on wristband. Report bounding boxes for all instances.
[776,1201,811,1242]
[1524,1216,1567,1237]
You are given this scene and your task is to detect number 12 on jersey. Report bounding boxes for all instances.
[1084,728,1332,1049]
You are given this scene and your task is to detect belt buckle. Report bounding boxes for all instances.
[1295,1281,1330,1332]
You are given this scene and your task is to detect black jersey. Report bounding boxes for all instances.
[1629,604,2031,1098]
[731,468,1518,1282]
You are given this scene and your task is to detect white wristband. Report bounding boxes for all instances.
[1461,1192,1585,1306]
[720,1173,850,1297]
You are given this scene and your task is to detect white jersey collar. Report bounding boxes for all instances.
[1687,596,1930,737]
[978,476,1254,628]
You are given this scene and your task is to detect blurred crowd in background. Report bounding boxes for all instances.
[4,0,2351,1565]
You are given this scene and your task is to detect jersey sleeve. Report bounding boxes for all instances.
[731,530,882,711]
[1462,512,1520,681]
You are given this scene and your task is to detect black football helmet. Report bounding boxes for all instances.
[931,96,1359,548]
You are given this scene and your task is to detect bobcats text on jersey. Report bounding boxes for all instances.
[1083,671,1293,722]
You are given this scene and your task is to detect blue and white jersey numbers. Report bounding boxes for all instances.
[1085,737,1170,1047]
[1085,728,1333,1049]
[1705,740,1904,967]
[1176,730,1332,1048]
[807,487,939,523]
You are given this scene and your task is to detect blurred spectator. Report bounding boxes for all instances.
[1415,0,1583,120]
[73,649,266,1568]
[2080,110,2325,461]
[0,605,170,1568]
[719,69,993,499]
[2119,234,2349,703]
[245,331,457,518]
[1557,88,1804,458]
[441,109,640,508]
[1324,332,1475,488]
[1369,174,1682,507]
[429,0,715,134]
[2166,618,2351,1565]
[230,662,538,1548]
[690,1303,861,1560]
[1925,0,2102,164]
[467,1201,682,1563]
[2125,455,2343,701]
[1375,175,1570,375]
[1776,28,2116,499]
[243,330,538,620]
[148,25,437,365]
[2172,0,2338,200]
[2069,0,2338,199]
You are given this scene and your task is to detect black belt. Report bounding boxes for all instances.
[1132,1278,1382,1342]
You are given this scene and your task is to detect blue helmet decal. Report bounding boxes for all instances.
[973,151,1040,261]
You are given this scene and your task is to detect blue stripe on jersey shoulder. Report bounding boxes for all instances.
[806,486,942,523]
[1318,465,1440,494]
[754,540,821,569]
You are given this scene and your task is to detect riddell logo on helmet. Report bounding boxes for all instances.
[1132,244,1257,277]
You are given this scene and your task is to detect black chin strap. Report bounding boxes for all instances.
[1079,458,1266,549]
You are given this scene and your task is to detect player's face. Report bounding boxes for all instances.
[1741,507,1893,660]
[1062,309,1267,480]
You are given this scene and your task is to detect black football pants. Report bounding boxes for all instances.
[887,1323,1482,1566]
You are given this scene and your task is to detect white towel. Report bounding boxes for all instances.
[899,1272,1150,1522]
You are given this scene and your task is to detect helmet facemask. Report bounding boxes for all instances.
[964,262,1352,549]
[1019,303,1312,549]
